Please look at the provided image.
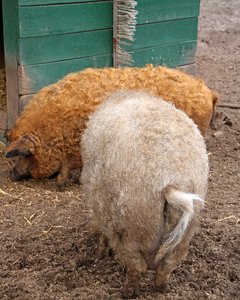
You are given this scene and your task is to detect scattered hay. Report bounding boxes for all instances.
[0,187,10,196]
[218,215,240,225]
[0,68,6,111]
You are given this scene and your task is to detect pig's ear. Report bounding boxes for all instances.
[5,134,36,158]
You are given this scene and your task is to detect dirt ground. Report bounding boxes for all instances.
[0,0,239,299]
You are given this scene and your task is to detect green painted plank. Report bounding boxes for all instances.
[19,0,103,5]
[19,1,113,38]
[131,40,197,68]
[137,0,200,24]
[18,0,200,20]
[2,0,20,128]
[128,18,198,51]
[19,54,113,94]
[19,29,112,65]
[19,63,197,112]
[18,0,200,38]
[19,18,197,65]
[19,40,197,94]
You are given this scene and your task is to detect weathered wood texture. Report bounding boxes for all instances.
[2,0,19,129]
[132,40,197,67]
[137,0,199,23]
[19,0,199,11]
[19,2,113,38]
[129,18,198,50]
[19,29,113,65]
[19,0,105,5]
[19,40,197,95]
[18,0,199,37]
[19,18,197,65]
[3,0,200,128]
[0,111,7,132]
[18,54,113,94]
[18,63,197,112]
[19,0,200,24]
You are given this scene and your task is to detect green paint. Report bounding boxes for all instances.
[18,0,200,38]
[137,0,200,24]
[19,18,197,65]
[19,0,103,5]
[127,18,198,51]
[131,40,197,68]
[19,40,197,94]
[19,1,113,38]
[3,0,200,118]
[19,54,113,94]
[19,29,113,65]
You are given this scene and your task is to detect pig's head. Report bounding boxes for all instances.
[4,126,82,190]
[5,132,42,181]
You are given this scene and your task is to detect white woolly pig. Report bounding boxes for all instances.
[81,91,208,298]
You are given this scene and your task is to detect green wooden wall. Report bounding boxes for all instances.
[3,0,200,125]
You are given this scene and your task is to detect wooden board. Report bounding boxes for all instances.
[19,0,104,5]
[2,0,19,129]
[0,111,7,131]
[19,0,200,19]
[19,63,196,112]
[18,54,113,94]
[137,0,200,24]
[19,18,197,65]
[19,40,196,94]
[128,18,198,50]
[3,0,200,130]
[19,0,200,21]
[18,1,113,38]
[19,29,113,65]
[18,0,199,38]
[131,40,197,67]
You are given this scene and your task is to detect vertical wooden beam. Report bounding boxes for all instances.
[112,0,118,67]
[113,0,137,67]
[0,111,7,133]
[2,0,19,130]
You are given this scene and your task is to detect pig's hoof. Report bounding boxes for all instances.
[121,285,139,299]
[57,183,65,192]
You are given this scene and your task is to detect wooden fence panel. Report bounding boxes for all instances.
[132,40,197,67]
[19,18,197,65]
[2,0,200,129]
[19,29,112,65]
[19,1,113,37]
[137,0,200,24]
[2,0,19,129]
[18,0,200,37]
[19,40,196,95]
[18,54,112,94]
[19,0,105,5]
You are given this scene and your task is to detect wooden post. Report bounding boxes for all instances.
[2,0,19,130]
[113,0,138,67]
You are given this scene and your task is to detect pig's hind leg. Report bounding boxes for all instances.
[119,238,148,299]
[154,222,196,292]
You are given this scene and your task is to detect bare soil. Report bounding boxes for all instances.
[0,0,239,299]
